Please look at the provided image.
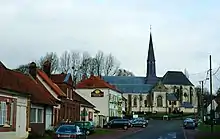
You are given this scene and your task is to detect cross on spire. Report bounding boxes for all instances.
[150,25,152,32]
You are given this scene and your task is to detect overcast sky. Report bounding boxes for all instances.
[1,0,220,91]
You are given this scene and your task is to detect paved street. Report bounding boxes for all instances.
[120,120,185,139]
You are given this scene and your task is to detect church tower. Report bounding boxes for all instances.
[146,27,157,84]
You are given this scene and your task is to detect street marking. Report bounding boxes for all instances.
[168,132,176,138]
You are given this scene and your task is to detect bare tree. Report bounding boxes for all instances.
[70,50,82,83]
[115,69,134,76]
[79,51,91,76]
[38,52,59,73]
[60,50,71,73]
[94,51,104,76]
[14,64,29,74]
[103,53,120,76]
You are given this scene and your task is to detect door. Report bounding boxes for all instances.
[16,105,27,138]
[45,107,52,130]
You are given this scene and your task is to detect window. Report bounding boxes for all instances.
[169,101,171,105]
[30,108,44,123]
[144,100,147,107]
[133,96,137,107]
[70,89,72,100]
[157,96,163,107]
[67,88,69,99]
[0,102,7,125]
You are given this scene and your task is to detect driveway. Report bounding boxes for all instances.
[119,120,185,139]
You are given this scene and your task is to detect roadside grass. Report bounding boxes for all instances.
[198,123,220,132]
[93,129,113,135]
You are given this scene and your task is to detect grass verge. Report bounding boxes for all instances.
[93,129,113,135]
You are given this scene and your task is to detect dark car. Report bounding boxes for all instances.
[106,119,131,130]
[54,124,86,139]
[183,119,196,129]
[132,119,148,128]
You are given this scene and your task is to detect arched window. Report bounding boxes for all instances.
[133,96,137,107]
[157,95,163,107]
[190,87,193,103]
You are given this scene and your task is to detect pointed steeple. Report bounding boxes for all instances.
[146,26,156,78]
[147,32,155,62]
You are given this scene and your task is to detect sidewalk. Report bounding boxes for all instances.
[88,128,143,139]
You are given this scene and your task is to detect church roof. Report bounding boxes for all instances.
[162,71,194,86]
[103,76,146,84]
[102,76,154,93]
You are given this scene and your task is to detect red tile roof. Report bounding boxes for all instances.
[51,73,66,84]
[0,65,56,105]
[37,70,66,97]
[76,75,120,92]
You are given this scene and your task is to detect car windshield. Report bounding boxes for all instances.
[57,125,77,133]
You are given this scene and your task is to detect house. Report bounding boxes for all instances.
[102,31,197,115]
[51,73,81,122]
[0,62,56,139]
[206,97,220,119]
[51,73,96,123]
[31,61,95,126]
[76,75,124,126]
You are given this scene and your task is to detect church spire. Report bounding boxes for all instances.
[146,25,156,78]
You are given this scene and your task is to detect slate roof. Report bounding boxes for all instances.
[102,76,155,93]
[167,93,177,101]
[162,71,194,86]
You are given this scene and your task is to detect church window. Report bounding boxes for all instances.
[157,96,163,107]
[133,96,137,107]
[173,101,176,105]
[169,101,171,105]
[144,99,147,107]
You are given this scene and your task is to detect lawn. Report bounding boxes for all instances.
[195,124,220,139]
[93,129,113,135]
[198,124,220,132]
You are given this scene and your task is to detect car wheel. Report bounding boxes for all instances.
[142,124,146,128]
[123,126,128,130]
[107,125,110,128]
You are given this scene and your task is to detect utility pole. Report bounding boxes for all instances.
[199,80,204,122]
[209,55,213,133]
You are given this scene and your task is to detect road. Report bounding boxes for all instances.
[120,120,185,139]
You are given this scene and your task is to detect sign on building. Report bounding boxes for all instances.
[91,89,104,97]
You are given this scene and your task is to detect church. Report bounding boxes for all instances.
[102,32,198,115]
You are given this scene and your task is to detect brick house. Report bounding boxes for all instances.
[0,62,56,139]
[51,73,96,122]
[32,60,95,126]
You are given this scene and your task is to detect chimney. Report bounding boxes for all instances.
[90,72,94,77]
[29,62,37,79]
[43,60,51,77]
[82,74,86,80]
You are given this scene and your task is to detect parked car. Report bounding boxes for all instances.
[106,119,131,130]
[183,119,196,129]
[192,118,198,127]
[132,119,148,128]
[73,121,95,135]
[54,124,86,139]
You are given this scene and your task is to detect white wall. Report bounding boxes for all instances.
[76,88,123,117]
[16,96,28,138]
[45,107,53,130]
[76,89,109,116]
